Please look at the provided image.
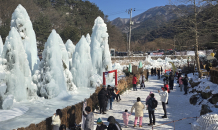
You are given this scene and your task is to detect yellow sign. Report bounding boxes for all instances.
[211,53,215,57]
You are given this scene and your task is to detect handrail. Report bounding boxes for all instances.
[152,116,199,130]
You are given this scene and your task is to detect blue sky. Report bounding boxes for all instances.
[87,0,171,21]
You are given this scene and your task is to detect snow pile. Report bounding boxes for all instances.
[192,113,218,130]
[193,79,218,94]
[1,27,37,101]
[0,36,3,55]
[65,39,75,70]
[71,36,93,88]
[32,30,68,99]
[2,95,14,110]
[90,16,113,81]
[11,4,38,74]
[86,33,91,45]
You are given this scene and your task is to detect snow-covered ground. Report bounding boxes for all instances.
[0,87,96,130]
[93,75,201,130]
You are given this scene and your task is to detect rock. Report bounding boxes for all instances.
[191,81,201,88]
[205,86,210,90]
[2,95,14,110]
[201,92,212,99]
[200,104,212,116]
[190,94,201,105]
[209,94,218,104]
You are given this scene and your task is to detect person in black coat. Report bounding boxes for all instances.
[109,88,116,110]
[106,85,112,111]
[107,116,122,130]
[151,68,153,76]
[182,74,189,95]
[157,68,160,79]
[154,68,157,76]
[169,72,174,90]
[147,69,149,81]
[161,67,163,75]
[98,86,108,114]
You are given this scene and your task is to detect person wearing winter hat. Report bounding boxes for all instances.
[96,118,107,130]
[131,97,145,127]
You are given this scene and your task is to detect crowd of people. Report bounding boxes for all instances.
[51,67,189,130]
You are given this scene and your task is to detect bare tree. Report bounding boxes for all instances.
[169,0,217,78]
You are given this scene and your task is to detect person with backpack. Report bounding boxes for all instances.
[158,87,168,118]
[139,73,145,89]
[131,97,145,127]
[182,74,189,95]
[132,74,137,91]
[146,93,157,126]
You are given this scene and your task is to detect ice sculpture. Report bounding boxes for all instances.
[192,113,218,130]
[86,33,91,45]
[0,36,3,55]
[71,36,93,88]
[32,30,67,99]
[10,4,38,74]
[65,39,75,70]
[1,27,37,101]
[90,16,112,81]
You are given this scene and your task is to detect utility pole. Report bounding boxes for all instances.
[127,8,134,56]
[127,33,128,52]
[174,35,176,55]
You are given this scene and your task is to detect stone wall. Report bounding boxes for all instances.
[16,74,140,130]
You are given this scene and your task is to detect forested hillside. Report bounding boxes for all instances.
[0,0,126,51]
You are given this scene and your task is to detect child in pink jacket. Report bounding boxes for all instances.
[122,109,131,127]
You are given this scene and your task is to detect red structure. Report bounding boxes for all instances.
[165,69,171,73]
[103,70,118,86]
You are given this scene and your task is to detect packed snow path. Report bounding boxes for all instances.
[94,76,201,130]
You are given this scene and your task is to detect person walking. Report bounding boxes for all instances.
[169,72,174,90]
[158,87,168,118]
[147,69,149,81]
[51,109,62,130]
[83,106,94,130]
[146,93,156,126]
[122,109,131,128]
[161,67,163,75]
[109,87,116,110]
[107,116,122,130]
[182,74,189,95]
[154,68,157,76]
[139,73,145,89]
[106,85,112,110]
[179,75,184,92]
[151,68,153,76]
[132,74,137,91]
[98,86,107,114]
[157,68,161,79]
[131,97,145,127]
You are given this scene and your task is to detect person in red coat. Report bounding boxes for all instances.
[132,74,137,91]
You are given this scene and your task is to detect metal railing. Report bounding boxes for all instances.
[152,116,199,130]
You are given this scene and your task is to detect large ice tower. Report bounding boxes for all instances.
[65,39,75,70]
[32,30,67,99]
[10,4,38,74]
[1,27,37,101]
[90,16,112,80]
[71,36,93,88]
